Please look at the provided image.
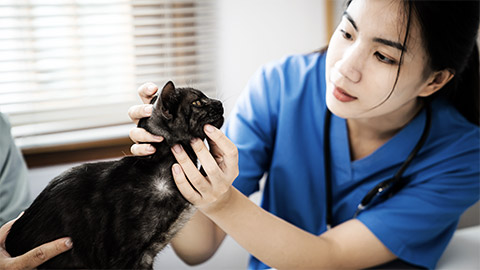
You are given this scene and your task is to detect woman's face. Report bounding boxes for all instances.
[325,0,430,120]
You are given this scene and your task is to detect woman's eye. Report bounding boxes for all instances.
[192,100,202,107]
[340,29,352,40]
[374,52,397,65]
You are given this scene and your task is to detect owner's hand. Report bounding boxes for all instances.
[171,125,239,213]
[0,213,72,270]
[128,82,164,156]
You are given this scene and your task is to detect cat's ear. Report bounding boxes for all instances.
[158,81,178,119]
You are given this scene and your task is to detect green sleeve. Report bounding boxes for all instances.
[0,113,31,227]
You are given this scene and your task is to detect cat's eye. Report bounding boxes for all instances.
[192,100,202,107]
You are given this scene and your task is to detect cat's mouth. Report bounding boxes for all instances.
[209,116,224,129]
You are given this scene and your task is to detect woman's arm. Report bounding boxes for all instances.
[200,187,395,269]
[170,211,226,265]
[171,126,396,269]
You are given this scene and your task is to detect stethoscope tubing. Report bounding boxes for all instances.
[323,102,432,228]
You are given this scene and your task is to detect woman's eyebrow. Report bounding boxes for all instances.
[343,11,406,52]
[343,11,358,31]
[373,37,406,52]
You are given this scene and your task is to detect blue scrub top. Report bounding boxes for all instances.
[224,52,480,269]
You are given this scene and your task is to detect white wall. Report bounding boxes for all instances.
[214,0,329,116]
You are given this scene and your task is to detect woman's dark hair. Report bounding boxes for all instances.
[338,0,480,125]
[408,0,480,125]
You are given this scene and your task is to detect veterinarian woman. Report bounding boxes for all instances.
[130,0,480,268]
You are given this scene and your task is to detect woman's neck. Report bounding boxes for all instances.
[346,99,423,161]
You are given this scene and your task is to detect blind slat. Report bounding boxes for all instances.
[9,102,136,125]
[0,85,138,105]
[0,78,136,94]
[15,124,135,150]
[12,112,132,138]
[2,95,137,115]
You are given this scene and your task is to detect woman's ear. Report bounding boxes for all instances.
[418,69,455,97]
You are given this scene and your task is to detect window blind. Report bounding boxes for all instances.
[0,0,215,151]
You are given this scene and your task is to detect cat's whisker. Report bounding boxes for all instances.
[219,94,235,105]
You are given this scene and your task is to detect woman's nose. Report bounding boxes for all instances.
[335,49,362,83]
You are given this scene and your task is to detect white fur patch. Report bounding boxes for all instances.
[155,179,173,196]
[141,254,154,266]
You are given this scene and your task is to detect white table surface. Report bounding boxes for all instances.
[437,225,480,270]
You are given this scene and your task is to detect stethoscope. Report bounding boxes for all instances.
[323,102,432,229]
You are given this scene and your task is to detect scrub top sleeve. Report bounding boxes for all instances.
[0,113,31,227]
[224,66,280,196]
[357,151,480,269]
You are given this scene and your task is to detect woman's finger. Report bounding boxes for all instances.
[190,138,223,183]
[172,164,202,204]
[12,238,72,270]
[171,144,211,194]
[129,128,163,156]
[137,82,158,104]
[204,125,239,178]
[205,137,226,169]
[129,127,164,144]
[127,104,153,124]
[130,143,156,156]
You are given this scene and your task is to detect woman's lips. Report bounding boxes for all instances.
[333,86,357,102]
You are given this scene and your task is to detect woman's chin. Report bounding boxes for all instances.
[326,95,352,119]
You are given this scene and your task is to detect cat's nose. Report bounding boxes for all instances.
[212,99,224,114]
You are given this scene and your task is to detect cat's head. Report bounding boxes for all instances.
[140,81,224,145]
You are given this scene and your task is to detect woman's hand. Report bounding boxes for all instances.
[171,125,239,213]
[0,213,72,270]
[128,82,164,156]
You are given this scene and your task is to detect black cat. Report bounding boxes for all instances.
[5,81,224,269]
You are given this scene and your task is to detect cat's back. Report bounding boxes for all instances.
[5,160,116,256]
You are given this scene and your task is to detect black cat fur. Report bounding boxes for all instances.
[5,81,224,269]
